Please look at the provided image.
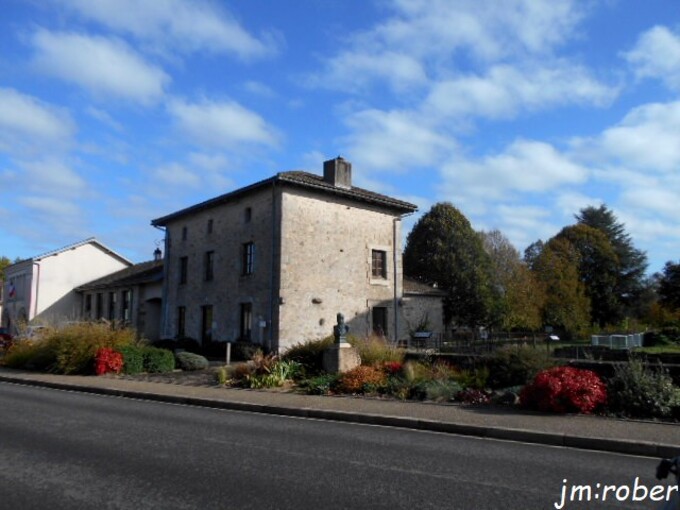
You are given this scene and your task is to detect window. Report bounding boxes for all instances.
[108,292,116,320]
[84,294,92,315]
[244,207,252,223]
[121,290,132,322]
[204,251,214,281]
[181,226,188,241]
[242,242,255,275]
[240,303,252,341]
[201,305,213,344]
[179,256,188,284]
[371,250,387,279]
[207,218,213,234]
[177,306,186,338]
[372,306,388,337]
[95,293,103,319]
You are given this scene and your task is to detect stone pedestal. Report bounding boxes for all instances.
[322,343,360,374]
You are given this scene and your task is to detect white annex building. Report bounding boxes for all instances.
[1,238,132,334]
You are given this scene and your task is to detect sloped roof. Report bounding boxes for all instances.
[76,259,163,291]
[6,237,132,270]
[151,170,417,226]
[403,277,446,297]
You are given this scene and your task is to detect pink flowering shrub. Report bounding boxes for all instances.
[520,366,607,414]
[94,347,124,376]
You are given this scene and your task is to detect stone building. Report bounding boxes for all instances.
[75,257,164,341]
[151,157,428,353]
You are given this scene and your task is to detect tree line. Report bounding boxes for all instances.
[404,203,680,339]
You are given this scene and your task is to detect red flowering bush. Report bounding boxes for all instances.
[520,366,607,414]
[383,361,403,375]
[94,347,124,376]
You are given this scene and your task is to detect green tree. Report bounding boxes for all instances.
[480,229,544,331]
[404,203,498,329]
[576,204,648,318]
[0,256,11,282]
[657,261,680,312]
[532,237,590,339]
[556,224,620,327]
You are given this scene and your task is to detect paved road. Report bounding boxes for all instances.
[0,382,669,509]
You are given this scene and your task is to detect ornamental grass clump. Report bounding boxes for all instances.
[349,334,405,366]
[520,366,607,414]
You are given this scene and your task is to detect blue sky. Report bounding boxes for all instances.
[1,1,679,274]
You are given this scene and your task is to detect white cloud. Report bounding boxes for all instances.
[56,0,276,60]
[86,107,124,132]
[167,98,279,148]
[31,30,169,104]
[624,25,680,91]
[312,0,586,92]
[152,162,201,188]
[343,109,452,171]
[19,159,87,196]
[310,50,427,93]
[444,139,588,198]
[18,196,81,218]
[0,88,75,154]
[384,0,583,60]
[585,101,680,172]
[243,81,276,98]
[425,63,617,120]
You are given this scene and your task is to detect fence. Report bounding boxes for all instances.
[591,333,643,350]
[406,331,540,354]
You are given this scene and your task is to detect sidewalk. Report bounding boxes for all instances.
[1,367,677,458]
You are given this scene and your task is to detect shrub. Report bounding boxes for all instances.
[231,342,265,362]
[52,323,137,374]
[2,340,56,371]
[297,373,340,395]
[423,379,463,402]
[349,335,405,367]
[248,359,301,389]
[227,362,255,385]
[520,366,607,414]
[607,358,680,419]
[282,336,334,376]
[452,366,490,390]
[228,351,301,389]
[94,348,123,375]
[336,365,387,394]
[118,345,145,375]
[215,366,228,385]
[176,351,210,371]
[143,347,175,373]
[487,345,555,389]
[382,361,403,376]
[2,322,137,374]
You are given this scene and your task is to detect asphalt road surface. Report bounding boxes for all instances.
[0,382,669,510]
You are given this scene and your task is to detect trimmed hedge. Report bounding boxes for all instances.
[118,345,145,375]
[143,347,175,373]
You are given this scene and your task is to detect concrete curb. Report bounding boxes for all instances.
[1,374,676,458]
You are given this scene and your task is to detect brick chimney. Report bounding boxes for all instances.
[323,157,352,189]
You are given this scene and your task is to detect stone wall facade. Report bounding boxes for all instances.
[154,163,426,353]
[161,186,279,348]
[278,187,403,350]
